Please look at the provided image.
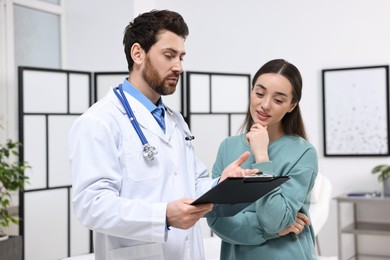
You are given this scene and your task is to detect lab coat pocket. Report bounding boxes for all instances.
[125,148,162,182]
[108,243,164,260]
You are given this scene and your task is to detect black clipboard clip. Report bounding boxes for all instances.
[243,173,276,183]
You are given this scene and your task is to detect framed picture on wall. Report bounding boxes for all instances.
[322,65,390,156]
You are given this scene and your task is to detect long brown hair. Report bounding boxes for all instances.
[240,59,307,140]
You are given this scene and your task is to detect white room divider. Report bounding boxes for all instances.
[19,67,92,260]
[185,71,251,173]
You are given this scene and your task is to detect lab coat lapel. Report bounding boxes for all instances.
[164,109,176,142]
[110,88,171,141]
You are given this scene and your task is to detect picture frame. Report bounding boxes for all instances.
[322,65,390,156]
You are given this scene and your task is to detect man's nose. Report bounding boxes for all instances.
[172,60,183,73]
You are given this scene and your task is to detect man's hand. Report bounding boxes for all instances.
[278,212,310,236]
[166,198,213,229]
[219,151,259,183]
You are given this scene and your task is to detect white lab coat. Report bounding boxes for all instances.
[68,88,214,260]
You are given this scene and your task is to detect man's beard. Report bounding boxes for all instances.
[142,56,178,96]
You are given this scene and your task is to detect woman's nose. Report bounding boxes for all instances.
[260,97,270,110]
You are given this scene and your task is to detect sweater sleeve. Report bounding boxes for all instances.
[255,148,317,234]
[207,209,278,245]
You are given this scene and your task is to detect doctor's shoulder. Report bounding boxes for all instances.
[72,95,123,133]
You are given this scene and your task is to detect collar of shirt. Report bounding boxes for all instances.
[121,78,166,133]
[121,78,164,112]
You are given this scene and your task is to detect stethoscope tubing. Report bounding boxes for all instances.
[113,84,194,160]
[113,85,149,146]
[114,85,159,160]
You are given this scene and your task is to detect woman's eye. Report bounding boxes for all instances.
[256,92,264,97]
[275,99,283,104]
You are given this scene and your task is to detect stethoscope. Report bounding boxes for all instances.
[113,84,194,161]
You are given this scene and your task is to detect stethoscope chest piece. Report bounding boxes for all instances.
[143,143,158,161]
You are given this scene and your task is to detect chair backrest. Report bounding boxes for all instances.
[308,173,332,236]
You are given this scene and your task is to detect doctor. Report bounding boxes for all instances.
[68,9,256,260]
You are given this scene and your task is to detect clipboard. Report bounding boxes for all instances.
[191,176,289,217]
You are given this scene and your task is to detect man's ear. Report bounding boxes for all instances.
[131,43,144,65]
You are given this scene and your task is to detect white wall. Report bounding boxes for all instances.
[64,0,390,257]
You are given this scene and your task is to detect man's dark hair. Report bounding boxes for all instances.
[123,9,189,72]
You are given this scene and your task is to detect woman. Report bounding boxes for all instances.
[207,59,318,259]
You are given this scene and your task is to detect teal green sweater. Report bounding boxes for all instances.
[207,134,318,260]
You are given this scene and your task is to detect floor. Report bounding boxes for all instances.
[203,236,338,260]
[63,253,338,260]
[63,236,338,260]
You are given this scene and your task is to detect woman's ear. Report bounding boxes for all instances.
[288,102,297,113]
[131,43,144,65]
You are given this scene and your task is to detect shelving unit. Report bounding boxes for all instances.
[335,194,390,260]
